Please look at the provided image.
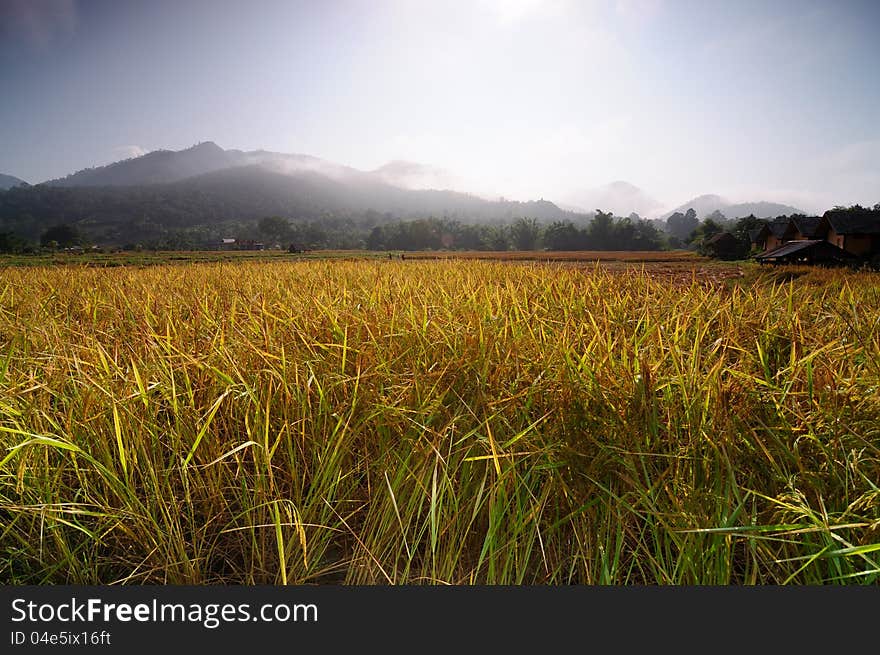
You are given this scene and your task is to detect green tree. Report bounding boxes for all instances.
[40,223,81,248]
[544,221,584,250]
[631,219,663,251]
[691,218,725,254]
[732,214,765,256]
[511,217,541,250]
[0,231,25,253]
[588,210,615,249]
[667,210,700,242]
[257,216,292,245]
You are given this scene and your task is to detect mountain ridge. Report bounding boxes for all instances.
[37,142,813,221]
[0,174,28,190]
[660,194,806,220]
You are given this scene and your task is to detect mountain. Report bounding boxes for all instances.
[565,181,663,218]
[46,141,477,196]
[233,149,367,183]
[165,164,574,222]
[659,195,728,220]
[45,142,380,189]
[45,142,237,186]
[0,174,28,190]
[722,201,808,219]
[29,142,578,227]
[1,154,581,246]
[660,195,805,220]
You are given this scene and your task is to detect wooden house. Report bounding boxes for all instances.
[750,217,790,252]
[703,232,742,260]
[816,209,880,257]
[752,207,880,266]
[782,216,822,241]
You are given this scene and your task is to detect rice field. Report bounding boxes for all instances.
[388,249,706,262]
[0,248,705,269]
[1,259,878,584]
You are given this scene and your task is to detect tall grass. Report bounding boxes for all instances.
[0,261,878,584]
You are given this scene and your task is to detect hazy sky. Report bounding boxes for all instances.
[1,0,878,213]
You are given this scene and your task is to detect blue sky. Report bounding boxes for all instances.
[1,0,878,213]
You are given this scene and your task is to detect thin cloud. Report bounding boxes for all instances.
[113,145,147,160]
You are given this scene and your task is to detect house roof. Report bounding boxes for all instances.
[824,213,880,235]
[750,218,787,242]
[790,216,822,237]
[755,239,854,261]
[706,231,738,245]
[748,227,767,242]
[767,217,789,237]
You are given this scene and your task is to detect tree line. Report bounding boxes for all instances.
[2,176,874,255]
[365,212,666,251]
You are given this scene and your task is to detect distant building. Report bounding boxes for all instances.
[751,217,790,253]
[752,207,880,266]
[817,209,880,257]
[755,240,855,265]
[782,216,822,241]
[218,238,265,251]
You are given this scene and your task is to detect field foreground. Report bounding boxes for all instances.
[1,260,878,584]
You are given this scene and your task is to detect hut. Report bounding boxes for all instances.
[755,239,854,265]
[703,232,742,260]
[816,209,880,257]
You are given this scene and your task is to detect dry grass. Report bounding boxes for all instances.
[397,249,706,262]
[1,260,878,584]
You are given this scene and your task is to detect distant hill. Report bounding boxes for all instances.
[660,194,805,220]
[11,140,814,247]
[23,142,577,229]
[43,142,452,191]
[0,158,580,246]
[723,201,808,219]
[659,195,728,220]
[0,174,28,190]
[176,164,574,222]
[45,142,237,187]
[566,181,662,218]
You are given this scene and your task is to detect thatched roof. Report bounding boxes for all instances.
[822,208,880,235]
[790,216,822,238]
[767,217,789,237]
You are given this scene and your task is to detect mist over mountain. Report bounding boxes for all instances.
[369,160,466,192]
[0,141,837,252]
[1,143,584,247]
[659,195,728,220]
[46,142,235,186]
[660,195,805,220]
[179,164,570,220]
[32,142,578,223]
[565,181,663,218]
[722,201,809,219]
[0,174,28,190]
[46,142,470,193]
[40,142,811,222]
